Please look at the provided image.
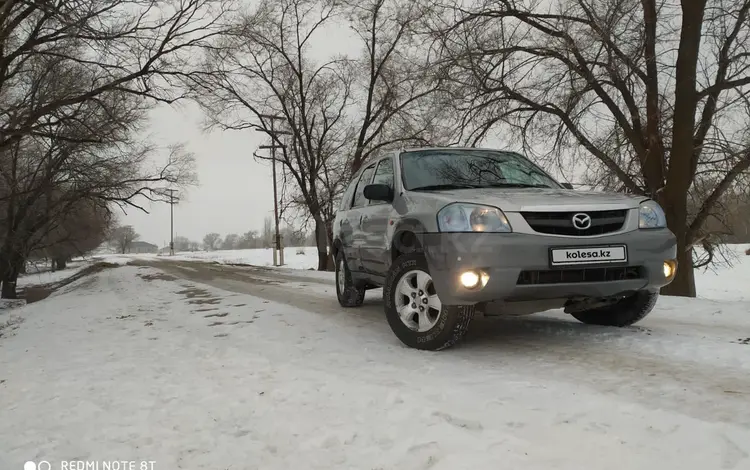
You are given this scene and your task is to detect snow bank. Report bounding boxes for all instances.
[694,244,750,302]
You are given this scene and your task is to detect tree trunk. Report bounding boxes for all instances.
[325,218,335,270]
[1,279,17,299]
[55,257,67,270]
[659,0,706,298]
[659,199,697,297]
[0,249,24,299]
[314,216,333,271]
[0,252,5,295]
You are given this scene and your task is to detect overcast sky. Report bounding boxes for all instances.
[120,101,274,247]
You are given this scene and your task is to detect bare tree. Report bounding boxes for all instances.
[0,0,230,154]
[281,224,308,246]
[24,195,112,271]
[110,225,140,254]
[0,87,195,298]
[432,0,750,296]
[203,232,222,250]
[189,0,352,270]
[345,0,458,174]
[222,233,240,250]
[237,230,261,249]
[0,0,215,297]
[173,236,193,252]
[42,197,113,270]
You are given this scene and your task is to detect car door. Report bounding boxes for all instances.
[360,156,395,275]
[346,162,377,273]
[336,175,359,266]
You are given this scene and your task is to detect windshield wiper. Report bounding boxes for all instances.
[480,183,552,189]
[409,183,479,191]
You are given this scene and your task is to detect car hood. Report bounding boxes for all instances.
[410,187,646,212]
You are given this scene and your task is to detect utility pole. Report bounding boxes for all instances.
[258,114,292,267]
[165,189,178,255]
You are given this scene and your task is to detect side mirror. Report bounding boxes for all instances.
[561,182,574,190]
[363,183,393,202]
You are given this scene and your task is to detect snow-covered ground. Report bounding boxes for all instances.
[692,244,750,302]
[1,245,748,469]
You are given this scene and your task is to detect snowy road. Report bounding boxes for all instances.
[1,261,749,469]
[140,259,750,423]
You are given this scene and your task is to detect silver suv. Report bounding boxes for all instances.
[332,148,677,350]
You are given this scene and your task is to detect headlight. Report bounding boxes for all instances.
[437,203,512,233]
[639,200,667,229]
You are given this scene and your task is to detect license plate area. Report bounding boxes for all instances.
[549,245,628,267]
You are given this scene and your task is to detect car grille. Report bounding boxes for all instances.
[521,210,628,236]
[516,266,645,285]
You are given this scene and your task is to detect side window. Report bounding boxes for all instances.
[339,178,358,210]
[371,157,394,189]
[351,164,376,208]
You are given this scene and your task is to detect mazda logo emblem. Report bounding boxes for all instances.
[572,213,592,230]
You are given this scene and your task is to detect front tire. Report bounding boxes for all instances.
[570,290,658,327]
[384,253,474,351]
[335,251,365,308]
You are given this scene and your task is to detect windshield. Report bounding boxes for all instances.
[400,149,561,191]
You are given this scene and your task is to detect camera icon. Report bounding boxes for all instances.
[25,462,51,470]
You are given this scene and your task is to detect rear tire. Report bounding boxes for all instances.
[335,251,365,308]
[570,290,658,327]
[384,253,474,351]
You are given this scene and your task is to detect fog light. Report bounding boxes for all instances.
[663,260,677,279]
[460,270,480,289]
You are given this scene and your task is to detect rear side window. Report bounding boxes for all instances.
[351,164,376,208]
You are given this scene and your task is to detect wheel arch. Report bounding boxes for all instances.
[390,218,427,262]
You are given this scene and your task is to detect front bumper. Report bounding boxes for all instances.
[422,229,677,306]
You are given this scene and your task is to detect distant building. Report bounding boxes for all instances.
[129,241,158,254]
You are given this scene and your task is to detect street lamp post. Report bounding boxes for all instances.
[257,114,292,267]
